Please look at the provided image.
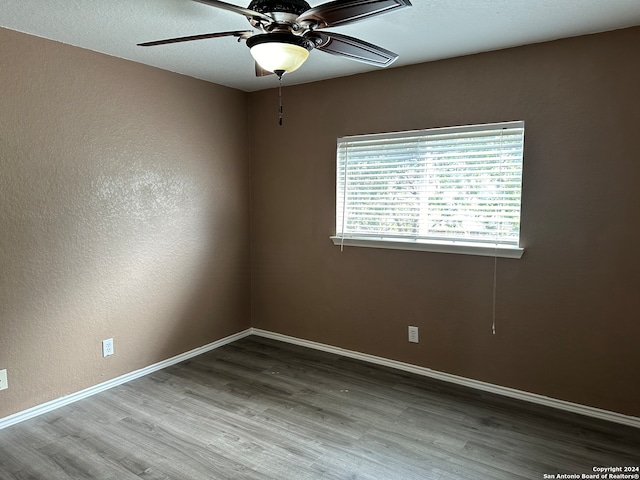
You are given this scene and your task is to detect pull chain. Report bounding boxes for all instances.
[275,70,284,126]
[278,77,283,126]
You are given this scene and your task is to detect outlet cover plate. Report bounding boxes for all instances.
[0,369,7,391]
[102,338,114,357]
[408,326,419,343]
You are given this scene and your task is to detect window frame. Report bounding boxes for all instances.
[331,121,525,259]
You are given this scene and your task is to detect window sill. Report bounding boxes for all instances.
[330,236,524,259]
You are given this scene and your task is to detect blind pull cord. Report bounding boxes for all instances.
[492,254,498,335]
[340,143,349,252]
[492,128,506,335]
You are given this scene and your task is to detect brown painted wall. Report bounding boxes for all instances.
[249,27,640,417]
[0,28,251,418]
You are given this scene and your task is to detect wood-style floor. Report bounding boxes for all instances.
[0,336,638,479]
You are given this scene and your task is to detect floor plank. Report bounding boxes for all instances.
[1,336,638,479]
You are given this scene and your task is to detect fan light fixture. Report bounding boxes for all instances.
[247,34,312,76]
[138,0,412,124]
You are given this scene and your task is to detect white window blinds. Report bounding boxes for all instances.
[336,121,524,252]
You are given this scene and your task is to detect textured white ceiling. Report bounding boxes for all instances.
[2,0,640,92]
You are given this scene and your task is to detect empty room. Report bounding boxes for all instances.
[1,1,639,479]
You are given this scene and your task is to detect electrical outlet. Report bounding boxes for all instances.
[408,326,419,343]
[102,338,114,357]
[0,369,7,391]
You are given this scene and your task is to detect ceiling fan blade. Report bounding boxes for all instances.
[308,31,398,66]
[138,30,253,47]
[255,62,274,77]
[192,0,273,24]
[297,0,411,29]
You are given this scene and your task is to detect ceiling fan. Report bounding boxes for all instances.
[139,0,412,78]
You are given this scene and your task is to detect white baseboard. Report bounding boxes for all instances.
[2,327,638,431]
[0,329,252,431]
[251,328,640,429]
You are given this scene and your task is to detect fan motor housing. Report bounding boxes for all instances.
[248,0,311,15]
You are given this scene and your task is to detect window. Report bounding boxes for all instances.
[333,121,525,258]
